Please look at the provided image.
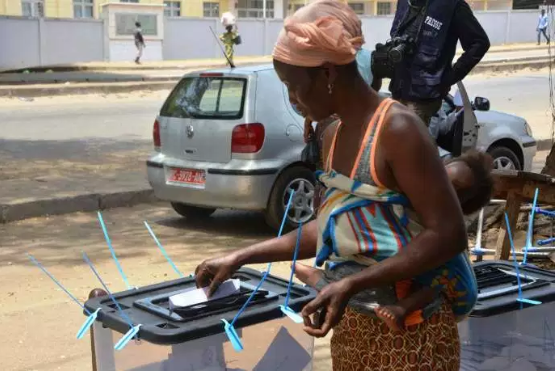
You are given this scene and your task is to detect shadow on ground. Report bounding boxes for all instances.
[0,204,275,268]
[0,138,151,181]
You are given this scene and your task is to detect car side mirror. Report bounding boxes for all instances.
[474,97,490,111]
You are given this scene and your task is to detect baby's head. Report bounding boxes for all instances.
[445,151,494,215]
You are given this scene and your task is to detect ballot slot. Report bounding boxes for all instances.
[475,264,550,300]
[134,282,278,323]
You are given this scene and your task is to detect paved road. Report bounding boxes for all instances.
[0,69,552,144]
[0,69,551,184]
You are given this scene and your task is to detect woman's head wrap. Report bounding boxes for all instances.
[272,0,364,67]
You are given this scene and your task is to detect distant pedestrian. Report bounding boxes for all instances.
[537,9,550,45]
[134,22,146,64]
[220,25,241,68]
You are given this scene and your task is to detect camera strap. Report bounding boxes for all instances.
[393,0,429,39]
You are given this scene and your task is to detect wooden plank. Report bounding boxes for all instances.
[522,182,555,204]
[494,191,522,260]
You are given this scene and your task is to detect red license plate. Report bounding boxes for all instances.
[168,168,206,186]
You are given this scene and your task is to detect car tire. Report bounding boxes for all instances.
[171,203,216,219]
[265,166,316,231]
[487,146,521,171]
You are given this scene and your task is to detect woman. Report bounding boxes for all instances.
[195,1,467,369]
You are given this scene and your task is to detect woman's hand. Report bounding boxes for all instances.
[301,279,352,338]
[195,255,240,297]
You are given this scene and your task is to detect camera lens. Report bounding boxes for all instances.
[389,44,406,63]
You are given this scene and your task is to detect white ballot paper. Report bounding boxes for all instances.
[169,279,241,310]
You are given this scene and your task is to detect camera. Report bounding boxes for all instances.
[371,35,416,79]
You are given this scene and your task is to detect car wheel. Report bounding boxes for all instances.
[171,203,216,219]
[488,146,521,171]
[265,166,315,231]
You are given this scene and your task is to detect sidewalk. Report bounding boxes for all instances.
[1,42,549,74]
[0,43,553,89]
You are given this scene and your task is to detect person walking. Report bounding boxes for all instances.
[537,9,550,45]
[220,25,240,68]
[134,22,146,64]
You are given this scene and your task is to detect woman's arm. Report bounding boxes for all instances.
[233,220,318,266]
[196,220,318,295]
[344,105,467,295]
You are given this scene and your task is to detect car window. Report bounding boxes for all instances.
[161,77,246,120]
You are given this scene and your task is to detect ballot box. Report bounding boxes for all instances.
[85,268,317,371]
[459,261,555,371]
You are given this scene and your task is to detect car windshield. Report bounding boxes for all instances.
[161,76,246,119]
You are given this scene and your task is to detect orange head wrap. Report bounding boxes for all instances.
[272,0,364,67]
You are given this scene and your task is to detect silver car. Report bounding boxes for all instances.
[147,65,536,230]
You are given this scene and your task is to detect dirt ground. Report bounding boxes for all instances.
[0,204,332,371]
[1,200,553,371]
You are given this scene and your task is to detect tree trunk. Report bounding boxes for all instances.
[541,143,555,178]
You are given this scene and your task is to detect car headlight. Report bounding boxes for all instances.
[524,121,533,137]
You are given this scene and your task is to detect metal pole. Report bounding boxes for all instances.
[474,208,485,262]
[89,288,108,371]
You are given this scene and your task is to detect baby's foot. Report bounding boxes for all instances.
[375,305,406,332]
[294,263,323,289]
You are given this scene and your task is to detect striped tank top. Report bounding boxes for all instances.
[315,98,478,324]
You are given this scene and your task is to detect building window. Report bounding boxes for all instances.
[376,1,392,15]
[73,0,94,18]
[349,3,365,15]
[237,0,274,18]
[164,1,181,17]
[203,2,220,17]
[21,0,44,17]
[120,0,139,3]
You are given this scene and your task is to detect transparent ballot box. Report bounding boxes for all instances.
[85,268,317,371]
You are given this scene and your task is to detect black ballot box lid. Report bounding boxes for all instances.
[471,260,555,318]
[84,268,317,345]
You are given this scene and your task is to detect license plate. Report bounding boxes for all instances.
[168,168,206,187]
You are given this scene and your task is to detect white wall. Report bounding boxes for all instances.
[474,11,510,45]
[163,17,222,60]
[42,18,104,66]
[0,16,104,71]
[0,9,552,70]
[0,17,40,70]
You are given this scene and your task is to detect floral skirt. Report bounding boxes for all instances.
[330,301,460,371]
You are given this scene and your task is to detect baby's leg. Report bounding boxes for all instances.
[294,263,327,289]
[376,286,439,332]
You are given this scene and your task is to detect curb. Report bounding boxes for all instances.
[1,140,552,224]
[0,81,176,98]
[0,59,273,74]
[0,188,156,223]
[472,57,553,74]
[0,58,552,98]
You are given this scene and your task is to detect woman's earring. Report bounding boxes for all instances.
[328,83,334,95]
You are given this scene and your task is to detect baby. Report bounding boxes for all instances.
[295,150,494,332]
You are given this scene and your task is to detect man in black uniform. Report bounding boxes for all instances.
[375,0,490,126]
